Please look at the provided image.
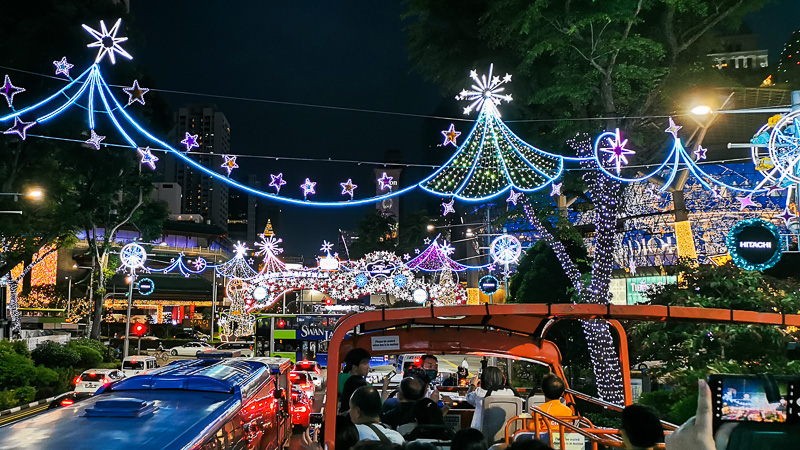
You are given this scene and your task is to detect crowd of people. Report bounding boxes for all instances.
[302,348,736,450]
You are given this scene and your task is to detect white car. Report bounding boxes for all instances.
[292,360,323,387]
[73,369,125,394]
[169,341,215,356]
[215,341,254,357]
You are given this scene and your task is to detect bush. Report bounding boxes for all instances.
[71,345,103,369]
[0,351,36,390]
[31,341,80,368]
[69,338,106,356]
[0,386,35,410]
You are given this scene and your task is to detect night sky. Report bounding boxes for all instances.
[128,1,800,260]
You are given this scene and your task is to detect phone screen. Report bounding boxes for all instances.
[709,375,794,424]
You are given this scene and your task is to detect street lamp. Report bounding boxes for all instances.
[0,187,45,202]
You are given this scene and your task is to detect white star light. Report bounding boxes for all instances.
[82,19,133,65]
[599,128,635,175]
[85,129,105,150]
[442,199,455,216]
[233,242,249,258]
[53,57,74,77]
[254,235,283,257]
[137,147,159,169]
[507,189,523,205]
[550,183,562,197]
[423,237,432,245]
[320,240,334,254]
[664,117,682,139]
[455,63,513,116]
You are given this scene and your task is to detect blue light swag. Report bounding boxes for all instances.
[0,19,775,209]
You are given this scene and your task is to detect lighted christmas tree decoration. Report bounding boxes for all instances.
[300,178,316,199]
[3,117,35,140]
[82,19,132,64]
[53,57,74,77]
[405,235,488,272]
[180,132,199,152]
[85,129,105,150]
[216,242,258,280]
[507,189,523,206]
[377,172,393,191]
[122,79,149,106]
[694,145,708,161]
[598,128,635,175]
[1,75,25,108]
[269,173,287,193]
[137,146,158,169]
[441,123,461,147]
[550,182,563,197]
[340,179,357,199]
[420,65,566,201]
[664,117,682,138]
[442,199,455,216]
[221,155,239,176]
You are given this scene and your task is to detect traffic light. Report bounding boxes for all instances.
[277,319,286,328]
[132,323,147,336]
[325,298,332,306]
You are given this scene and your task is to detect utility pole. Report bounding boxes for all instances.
[122,277,135,360]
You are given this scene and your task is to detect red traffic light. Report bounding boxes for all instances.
[133,323,146,336]
[277,319,286,328]
[325,298,332,306]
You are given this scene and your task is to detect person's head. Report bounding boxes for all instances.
[343,347,371,376]
[399,376,426,401]
[404,367,432,384]
[620,404,664,450]
[480,366,505,391]
[451,428,488,450]
[541,373,566,401]
[335,413,359,450]
[406,442,438,450]
[348,386,382,424]
[421,354,439,381]
[414,397,445,425]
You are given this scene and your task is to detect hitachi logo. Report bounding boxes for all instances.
[739,241,772,249]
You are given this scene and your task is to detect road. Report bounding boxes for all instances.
[0,404,49,427]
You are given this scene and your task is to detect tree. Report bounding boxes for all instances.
[508,239,588,304]
[348,210,398,259]
[774,28,800,88]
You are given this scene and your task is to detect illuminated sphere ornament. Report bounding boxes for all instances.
[412,288,428,304]
[354,273,369,288]
[490,234,522,265]
[120,242,147,269]
[726,218,782,271]
[393,274,407,288]
[252,285,268,301]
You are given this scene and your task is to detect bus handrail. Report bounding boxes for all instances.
[565,388,679,430]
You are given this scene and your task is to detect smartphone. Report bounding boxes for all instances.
[707,374,798,428]
[383,369,397,381]
[309,413,323,441]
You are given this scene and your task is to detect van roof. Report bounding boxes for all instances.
[122,355,156,361]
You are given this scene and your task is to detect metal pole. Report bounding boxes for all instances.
[211,257,217,343]
[269,317,275,356]
[66,277,72,318]
[123,278,135,360]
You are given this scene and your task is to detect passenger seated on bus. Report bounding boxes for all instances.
[381,376,427,429]
[466,366,517,429]
[452,428,488,450]
[349,386,405,444]
[404,398,457,441]
[340,347,372,413]
[620,404,663,450]
[531,374,572,435]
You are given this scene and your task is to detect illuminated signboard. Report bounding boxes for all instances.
[726,218,781,271]
[478,275,500,295]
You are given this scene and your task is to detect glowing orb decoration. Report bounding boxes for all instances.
[490,234,522,265]
[412,288,429,304]
[726,218,782,271]
[354,273,369,288]
[136,278,155,296]
[120,243,147,269]
[252,285,268,301]
[393,274,407,288]
[478,275,500,295]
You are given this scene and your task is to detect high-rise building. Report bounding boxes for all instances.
[164,104,231,231]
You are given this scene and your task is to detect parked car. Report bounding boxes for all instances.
[169,341,215,356]
[291,387,312,428]
[48,391,92,409]
[172,331,210,341]
[215,341,254,357]
[73,369,125,395]
[289,371,315,400]
[292,360,323,387]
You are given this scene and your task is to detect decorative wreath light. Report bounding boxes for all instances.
[490,234,522,265]
[726,218,782,271]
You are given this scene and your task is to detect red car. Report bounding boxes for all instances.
[291,388,312,428]
[289,371,315,400]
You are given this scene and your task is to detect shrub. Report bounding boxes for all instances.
[71,345,103,369]
[0,351,36,390]
[0,386,36,410]
[69,338,106,356]
[31,341,80,368]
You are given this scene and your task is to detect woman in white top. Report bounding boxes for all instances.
[465,366,517,429]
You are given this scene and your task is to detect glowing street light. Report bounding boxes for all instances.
[691,105,713,115]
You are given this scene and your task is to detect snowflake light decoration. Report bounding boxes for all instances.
[120,242,147,271]
[598,128,635,175]
[455,64,513,116]
[234,242,249,258]
[82,19,133,64]
[320,240,334,255]
[254,235,284,257]
[490,234,522,266]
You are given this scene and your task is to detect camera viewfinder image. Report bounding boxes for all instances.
[721,378,788,423]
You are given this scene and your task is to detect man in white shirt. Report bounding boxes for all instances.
[349,386,405,444]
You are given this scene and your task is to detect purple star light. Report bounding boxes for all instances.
[377,172,393,191]
[506,189,523,205]
[300,178,316,199]
[3,117,35,140]
[53,57,74,77]
[180,132,199,152]
[1,75,25,107]
[138,147,159,170]
[269,173,287,193]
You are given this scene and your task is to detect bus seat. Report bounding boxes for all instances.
[527,394,546,411]
[397,421,417,435]
[479,395,524,443]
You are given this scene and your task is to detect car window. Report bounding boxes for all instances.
[123,361,145,370]
[81,372,105,381]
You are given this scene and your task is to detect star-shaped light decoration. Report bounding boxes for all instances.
[1,75,25,108]
[442,199,455,216]
[82,19,133,65]
[780,208,797,223]
[550,182,563,197]
[221,155,239,176]
[768,185,786,195]
[320,241,334,255]
[377,172,393,191]
[694,145,707,161]
[440,123,461,147]
[709,187,721,199]
[233,241,249,258]
[423,237,431,245]
[414,249,421,254]
[53,57,74,77]
[269,173,287,193]
[85,129,105,150]
[180,132,199,152]
[441,242,455,256]
[137,147,159,169]
[506,189,523,206]
[340,179,357,199]
[123,79,149,106]
[665,117,682,139]
[403,253,411,261]
[3,117,35,140]
[599,128,635,175]
[300,178,316,199]
[736,196,756,210]
[455,63,513,116]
